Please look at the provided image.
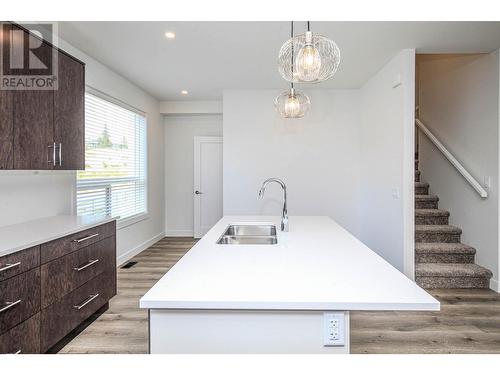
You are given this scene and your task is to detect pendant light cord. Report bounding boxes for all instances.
[291,21,294,89]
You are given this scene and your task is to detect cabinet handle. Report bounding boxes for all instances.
[73,259,99,272]
[72,233,99,243]
[11,349,21,354]
[47,142,56,164]
[73,293,99,310]
[58,143,62,166]
[0,299,22,313]
[0,262,21,273]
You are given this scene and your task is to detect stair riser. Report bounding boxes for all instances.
[415,232,461,243]
[415,186,429,195]
[415,200,438,209]
[416,276,490,289]
[415,253,474,263]
[415,215,449,225]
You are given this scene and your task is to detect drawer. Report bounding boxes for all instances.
[41,221,116,264]
[41,235,116,308]
[41,271,115,352]
[0,313,40,354]
[0,268,40,335]
[0,245,40,282]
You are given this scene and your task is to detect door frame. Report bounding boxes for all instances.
[193,136,223,238]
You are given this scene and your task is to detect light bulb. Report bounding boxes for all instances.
[284,92,301,117]
[295,31,321,82]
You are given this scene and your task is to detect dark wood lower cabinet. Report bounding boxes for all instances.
[41,236,116,308]
[0,268,40,335]
[0,220,116,354]
[0,313,40,354]
[41,271,115,352]
[0,245,40,282]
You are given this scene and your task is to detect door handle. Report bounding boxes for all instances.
[0,262,21,273]
[58,143,62,166]
[195,190,203,195]
[0,299,22,313]
[47,142,56,165]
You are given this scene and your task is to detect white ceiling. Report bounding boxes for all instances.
[57,21,500,101]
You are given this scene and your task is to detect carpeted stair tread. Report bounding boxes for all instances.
[415,242,475,255]
[415,195,439,209]
[415,225,461,234]
[415,182,428,188]
[415,182,429,194]
[415,194,439,202]
[415,263,493,278]
[415,209,449,217]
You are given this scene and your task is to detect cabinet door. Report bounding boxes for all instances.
[0,90,13,169]
[12,27,54,170]
[54,52,85,170]
[0,24,13,169]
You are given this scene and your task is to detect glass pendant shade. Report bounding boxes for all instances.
[274,87,310,118]
[278,31,340,83]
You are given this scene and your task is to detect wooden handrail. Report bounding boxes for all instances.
[415,118,488,198]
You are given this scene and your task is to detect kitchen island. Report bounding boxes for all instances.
[140,216,439,354]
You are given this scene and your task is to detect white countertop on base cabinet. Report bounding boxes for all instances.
[0,215,117,257]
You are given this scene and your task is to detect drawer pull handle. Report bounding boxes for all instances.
[72,233,100,243]
[0,299,22,313]
[73,259,99,272]
[0,262,21,272]
[74,293,99,310]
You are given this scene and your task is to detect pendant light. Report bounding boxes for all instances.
[278,21,340,83]
[274,22,311,118]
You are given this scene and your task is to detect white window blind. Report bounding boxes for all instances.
[77,92,147,221]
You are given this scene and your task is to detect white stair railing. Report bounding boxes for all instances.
[415,118,488,198]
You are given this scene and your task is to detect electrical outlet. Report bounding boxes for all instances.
[323,312,345,346]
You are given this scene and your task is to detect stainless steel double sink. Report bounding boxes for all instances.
[216,224,278,245]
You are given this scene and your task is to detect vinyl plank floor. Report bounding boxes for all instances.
[59,237,500,354]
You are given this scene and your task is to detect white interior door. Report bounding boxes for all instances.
[194,136,223,238]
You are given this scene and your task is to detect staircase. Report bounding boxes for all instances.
[414,161,493,289]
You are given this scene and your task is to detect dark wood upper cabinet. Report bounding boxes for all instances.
[54,52,85,170]
[13,86,54,170]
[1,22,85,170]
[0,90,13,169]
[0,24,13,169]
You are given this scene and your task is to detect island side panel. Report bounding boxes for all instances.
[149,309,350,354]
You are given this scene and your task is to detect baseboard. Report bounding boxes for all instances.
[117,231,165,266]
[490,278,500,293]
[166,229,194,237]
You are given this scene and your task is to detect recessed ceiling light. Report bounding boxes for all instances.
[165,32,176,39]
[181,90,188,95]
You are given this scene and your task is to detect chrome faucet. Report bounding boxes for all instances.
[258,178,289,232]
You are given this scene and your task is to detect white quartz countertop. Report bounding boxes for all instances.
[0,215,117,257]
[140,216,439,311]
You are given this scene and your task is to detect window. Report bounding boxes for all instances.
[77,91,147,223]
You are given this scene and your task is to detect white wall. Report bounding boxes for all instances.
[0,36,164,264]
[160,101,222,115]
[418,52,499,290]
[359,49,416,275]
[223,90,361,236]
[164,114,223,236]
